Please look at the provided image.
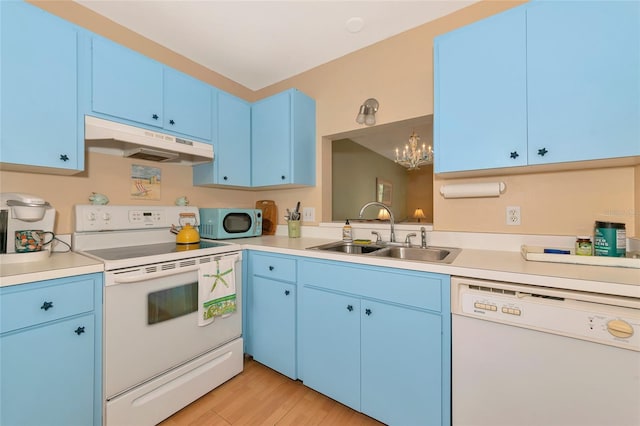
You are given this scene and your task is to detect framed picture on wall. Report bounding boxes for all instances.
[376,178,392,206]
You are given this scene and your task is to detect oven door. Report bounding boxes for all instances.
[103,252,242,399]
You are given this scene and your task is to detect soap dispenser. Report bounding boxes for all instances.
[342,219,353,242]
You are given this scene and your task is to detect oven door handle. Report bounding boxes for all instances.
[113,265,202,283]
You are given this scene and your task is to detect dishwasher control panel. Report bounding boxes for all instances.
[452,277,640,351]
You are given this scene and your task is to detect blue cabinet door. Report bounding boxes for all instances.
[527,1,640,164]
[163,68,213,141]
[0,1,83,172]
[361,300,443,426]
[215,91,251,186]
[252,91,291,186]
[251,89,316,187]
[300,287,361,411]
[1,314,96,426]
[250,276,297,378]
[434,6,527,173]
[92,37,163,128]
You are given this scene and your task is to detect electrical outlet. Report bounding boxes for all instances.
[303,207,315,222]
[506,206,521,225]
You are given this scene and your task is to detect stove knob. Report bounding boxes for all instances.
[607,319,633,339]
[102,212,111,221]
[87,212,96,221]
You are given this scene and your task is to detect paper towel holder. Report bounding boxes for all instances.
[439,182,507,199]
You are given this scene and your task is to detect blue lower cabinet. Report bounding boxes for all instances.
[250,276,297,379]
[360,300,443,425]
[246,251,298,379]
[300,287,361,410]
[299,259,451,426]
[0,273,103,426]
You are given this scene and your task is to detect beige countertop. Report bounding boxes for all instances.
[233,235,640,298]
[1,235,637,297]
[0,251,104,287]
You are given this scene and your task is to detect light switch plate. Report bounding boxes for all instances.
[303,207,315,222]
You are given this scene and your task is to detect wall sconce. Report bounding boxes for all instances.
[355,98,379,126]
[377,208,390,220]
[413,208,426,222]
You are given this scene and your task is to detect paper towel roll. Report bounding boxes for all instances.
[439,182,506,199]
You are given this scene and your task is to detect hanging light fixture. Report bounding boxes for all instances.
[355,98,379,126]
[395,131,433,170]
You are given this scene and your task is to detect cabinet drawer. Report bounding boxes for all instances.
[300,260,444,312]
[251,253,297,282]
[1,276,96,334]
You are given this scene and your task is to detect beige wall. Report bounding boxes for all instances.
[332,139,408,222]
[6,0,637,238]
[0,153,257,234]
[636,165,640,234]
[407,166,434,224]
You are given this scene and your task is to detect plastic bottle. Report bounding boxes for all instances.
[342,219,353,242]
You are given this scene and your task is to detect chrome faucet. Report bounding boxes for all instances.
[358,201,396,243]
[420,227,427,249]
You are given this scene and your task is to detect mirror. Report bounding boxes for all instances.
[331,115,434,223]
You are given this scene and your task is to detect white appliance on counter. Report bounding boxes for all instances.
[0,192,55,261]
[451,277,640,426]
[73,205,243,426]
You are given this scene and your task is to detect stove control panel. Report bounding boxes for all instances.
[74,205,200,231]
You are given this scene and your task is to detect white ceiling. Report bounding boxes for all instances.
[75,0,477,91]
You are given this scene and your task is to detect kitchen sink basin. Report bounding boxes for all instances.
[307,241,385,254]
[307,241,461,264]
[372,246,461,264]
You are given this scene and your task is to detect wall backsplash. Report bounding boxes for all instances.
[0,152,257,234]
[433,166,637,237]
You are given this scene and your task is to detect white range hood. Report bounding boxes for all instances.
[84,116,214,165]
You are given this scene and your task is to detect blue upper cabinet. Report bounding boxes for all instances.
[434,1,640,174]
[527,1,640,164]
[92,37,213,142]
[163,68,213,141]
[92,37,163,129]
[434,6,527,173]
[0,1,87,174]
[193,91,251,187]
[251,89,316,188]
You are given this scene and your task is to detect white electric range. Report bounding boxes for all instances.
[72,205,244,426]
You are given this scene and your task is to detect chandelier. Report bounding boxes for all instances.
[395,131,433,170]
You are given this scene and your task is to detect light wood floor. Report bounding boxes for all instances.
[159,356,384,426]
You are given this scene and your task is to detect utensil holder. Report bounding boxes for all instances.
[287,220,301,238]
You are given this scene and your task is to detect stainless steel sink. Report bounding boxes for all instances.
[307,241,385,254]
[307,241,461,264]
[371,246,461,264]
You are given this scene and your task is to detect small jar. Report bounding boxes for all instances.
[575,236,593,256]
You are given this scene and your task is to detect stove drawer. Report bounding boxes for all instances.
[0,276,96,334]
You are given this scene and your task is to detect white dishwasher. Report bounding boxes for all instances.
[451,277,640,426]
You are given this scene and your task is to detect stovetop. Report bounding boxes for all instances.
[83,240,228,261]
[72,205,242,270]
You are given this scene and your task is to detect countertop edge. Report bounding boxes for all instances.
[1,252,104,287]
[235,237,640,298]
